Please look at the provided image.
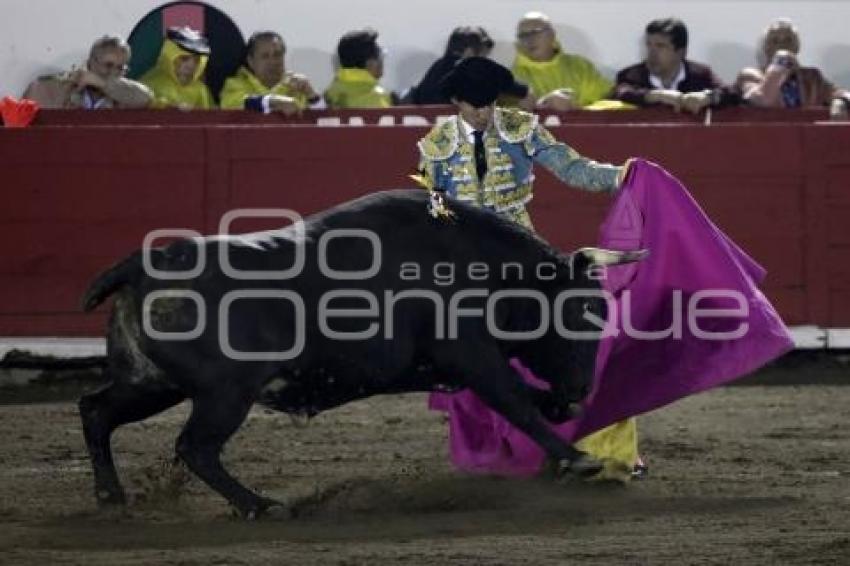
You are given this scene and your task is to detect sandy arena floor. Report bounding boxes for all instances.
[0,383,848,565]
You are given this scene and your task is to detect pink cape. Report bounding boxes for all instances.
[429,159,794,475]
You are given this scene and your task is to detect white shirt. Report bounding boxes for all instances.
[82,89,109,109]
[649,63,686,90]
[457,115,485,144]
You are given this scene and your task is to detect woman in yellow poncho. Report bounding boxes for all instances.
[141,26,214,110]
[512,12,628,112]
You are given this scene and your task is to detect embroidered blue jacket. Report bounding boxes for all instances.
[417,108,622,227]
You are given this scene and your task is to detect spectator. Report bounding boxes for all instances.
[22,35,152,109]
[403,26,529,106]
[511,12,613,111]
[613,18,739,114]
[220,31,319,115]
[140,27,214,109]
[736,18,849,119]
[324,28,393,108]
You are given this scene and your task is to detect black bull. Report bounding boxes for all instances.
[79,190,645,518]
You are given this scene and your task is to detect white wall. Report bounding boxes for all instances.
[2,0,850,99]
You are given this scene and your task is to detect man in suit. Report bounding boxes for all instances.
[612,18,739,114]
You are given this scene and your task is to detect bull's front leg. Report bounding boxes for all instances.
[524,386,582,424]
[457,349,602,477]
[175,385,286,520]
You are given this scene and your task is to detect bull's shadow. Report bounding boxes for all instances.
[30,474,790,551]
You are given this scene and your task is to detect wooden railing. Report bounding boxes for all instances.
[1,108,847,335]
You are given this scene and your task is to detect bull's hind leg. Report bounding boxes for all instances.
[175,387,277,519]
[458,349,603,477]
[79,378,185,505]
[80,291,187,506]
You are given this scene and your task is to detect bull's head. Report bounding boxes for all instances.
[519,247,648,422]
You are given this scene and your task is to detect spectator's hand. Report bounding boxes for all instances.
[735,67,764,94]
[285,73,318,101]
[681,90,711,114]
[646,89,683,111]
[766,50,798,81]
[830,98,848,121]
[68,69,106,91]
[268,94,301,116]
[538,88,576,111]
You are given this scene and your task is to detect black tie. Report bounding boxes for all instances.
[472,130,487,180]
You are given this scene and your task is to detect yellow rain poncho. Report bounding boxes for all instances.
[512,48,615,109]
[324,68,392,109]
[140,39,214,109]
[219,67,308,110]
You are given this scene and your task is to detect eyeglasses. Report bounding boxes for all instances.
[516,27,549,41]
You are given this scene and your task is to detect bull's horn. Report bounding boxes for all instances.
[574,247,649,266]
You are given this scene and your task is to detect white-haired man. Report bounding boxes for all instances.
[23,35,152,109]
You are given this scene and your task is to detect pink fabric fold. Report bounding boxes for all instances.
[430,159,794,475]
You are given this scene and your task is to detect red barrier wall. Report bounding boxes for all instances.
[1,110,848,335]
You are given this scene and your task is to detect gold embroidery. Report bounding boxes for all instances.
[536,126,558,146]
[450,162,475,177]
[416,114,540,217]
[494,107,537,143]
[484,183,533,210]
[455,182,479,200]
[503,207,535,229]
[418,119,460,161]
[485,171,515,188]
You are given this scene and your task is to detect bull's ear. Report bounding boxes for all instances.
[571,247,649,271]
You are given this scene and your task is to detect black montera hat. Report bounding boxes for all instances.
[440,56,527,107]
[166,26,210,55]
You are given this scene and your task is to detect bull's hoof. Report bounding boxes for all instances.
[584,460,633,484]
[95,488,127,507]
[557,455,604,478]
[287,413,311,429]
[242,498,292,521]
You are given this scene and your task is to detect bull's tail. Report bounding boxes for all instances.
[81,251,144,312]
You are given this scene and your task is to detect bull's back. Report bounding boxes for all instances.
[301,190,552,265]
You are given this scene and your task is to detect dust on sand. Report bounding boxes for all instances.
[1,384,848,565]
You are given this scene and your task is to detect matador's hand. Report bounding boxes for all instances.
[617,158,636,188]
